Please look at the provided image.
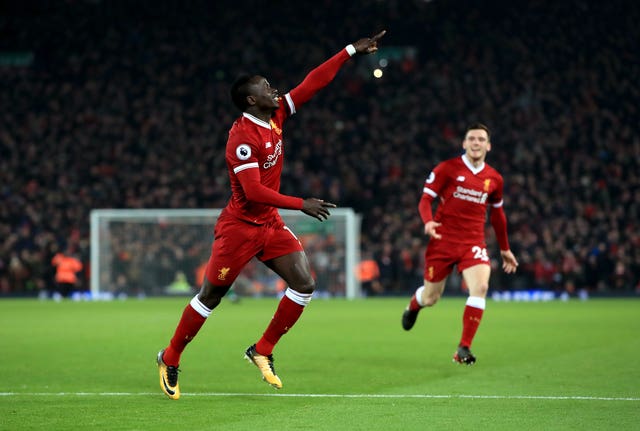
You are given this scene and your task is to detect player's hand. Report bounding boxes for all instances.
[500,250,519,273]
[424,221,442,239]
[301,198,337,222]
[352,30,386,55]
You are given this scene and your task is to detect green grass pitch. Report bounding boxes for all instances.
[1,297,639,430]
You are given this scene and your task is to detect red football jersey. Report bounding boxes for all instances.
[225,100,291,224]
[423,155,504,245]
[223,48,352,225]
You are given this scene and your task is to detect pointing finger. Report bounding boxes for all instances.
[371,30,386,42]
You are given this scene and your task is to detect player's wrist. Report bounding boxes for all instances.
[345,44,356,56]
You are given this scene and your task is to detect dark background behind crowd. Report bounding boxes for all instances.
[1,0,639,297]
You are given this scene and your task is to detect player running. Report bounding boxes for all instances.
[401,123,518,365]
[157,30,386,399]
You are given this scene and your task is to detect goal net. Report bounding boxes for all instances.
[90,208,361,299]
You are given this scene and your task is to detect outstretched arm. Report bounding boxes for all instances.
[288,30,386,109]
[236,168,336,221]
[237,167,304,209]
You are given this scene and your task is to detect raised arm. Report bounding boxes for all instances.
[287,30,386,109]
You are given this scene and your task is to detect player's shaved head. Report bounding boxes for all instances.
[231,75,259,111]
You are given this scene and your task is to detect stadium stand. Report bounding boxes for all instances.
[1,0,638,296]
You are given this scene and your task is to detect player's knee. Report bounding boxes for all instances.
[290,279,315,295]
[198,281,231,309]
[473,284,489,297]
[422,294,440,307]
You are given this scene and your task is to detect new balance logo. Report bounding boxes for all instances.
[456,176,465,182]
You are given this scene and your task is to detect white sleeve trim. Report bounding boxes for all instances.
[423,187,438,198]
[233,162,259,173]
[492,200,504,208]
[284,93,296,115]
[346,44,356,56]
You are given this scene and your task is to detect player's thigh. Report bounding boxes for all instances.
[259,224,304,262]
[260,224,311,289]
[423,241,456,284]
[264,251,314,292]
[461,264,491,297]
[205,219,261,286]
[423,278,447,303]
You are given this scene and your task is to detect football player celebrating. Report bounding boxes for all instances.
[401,123,518,365]
[157,30,386,399]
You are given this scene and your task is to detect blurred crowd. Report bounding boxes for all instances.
[1,0,638,297]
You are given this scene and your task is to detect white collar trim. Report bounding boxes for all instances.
[461,154,485,175]
[243,112,271,129]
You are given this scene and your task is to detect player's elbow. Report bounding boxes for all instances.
[243,187,266,204]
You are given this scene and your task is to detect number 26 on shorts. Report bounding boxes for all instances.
[471,246,489,262]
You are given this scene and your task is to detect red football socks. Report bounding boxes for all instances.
[408,286,425,311]
[163,303,207,367]
[408,294,422,312]
[255,295,304,356]
[459,304,484,348]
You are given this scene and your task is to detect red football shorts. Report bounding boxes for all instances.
[423,239,490,282]
[204,212,303,286]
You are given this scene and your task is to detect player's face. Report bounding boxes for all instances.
[249,76,280,111]
[462,129,491,162]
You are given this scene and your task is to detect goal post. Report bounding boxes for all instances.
[90,208,361,299]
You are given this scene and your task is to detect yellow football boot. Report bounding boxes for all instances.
[157,349,181,400]
[244,344,282,389]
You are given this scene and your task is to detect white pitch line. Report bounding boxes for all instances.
[0,392,638,401]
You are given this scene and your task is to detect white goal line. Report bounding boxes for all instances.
[1,392,638,402]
